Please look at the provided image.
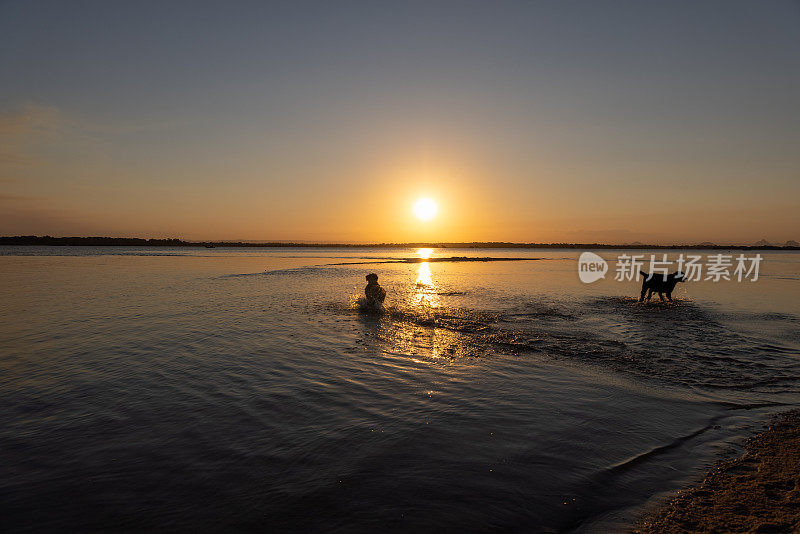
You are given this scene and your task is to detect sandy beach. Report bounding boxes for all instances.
[637,410,800,533]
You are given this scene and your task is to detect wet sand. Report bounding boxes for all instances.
[636,410,800,533]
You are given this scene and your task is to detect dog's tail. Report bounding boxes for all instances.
[640,271,648,278]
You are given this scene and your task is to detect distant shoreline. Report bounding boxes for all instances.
[1,236,798,250]
[2,236,798,250]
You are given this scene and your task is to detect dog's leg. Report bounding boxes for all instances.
[667,292,673,301]
[646,289,653,301]
[640,285,646,302]
[658,292,664,301]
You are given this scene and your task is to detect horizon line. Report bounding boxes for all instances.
[1,235,798,250]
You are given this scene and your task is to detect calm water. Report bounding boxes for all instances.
[1,247,798,532]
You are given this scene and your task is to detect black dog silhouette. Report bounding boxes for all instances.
[639,271,686,302]
[364,273,386,305]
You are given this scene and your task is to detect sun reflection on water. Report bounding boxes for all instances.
[414,250,440,308]
[361,246,480,361]
[416,261,433,288]
[417,248,433,259]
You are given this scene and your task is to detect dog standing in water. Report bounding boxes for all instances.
[639,271,686,302]
[364,273,386,307]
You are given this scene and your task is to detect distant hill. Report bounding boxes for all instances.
[785,240,799,247]
[697,241,717,247]
[754,239,772,246]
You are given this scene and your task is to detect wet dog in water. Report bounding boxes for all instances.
[363,273,386,308]
[639,271,686,302]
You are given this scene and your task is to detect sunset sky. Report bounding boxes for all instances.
[1,1,798,244]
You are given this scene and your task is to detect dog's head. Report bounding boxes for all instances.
[672,271,686,283]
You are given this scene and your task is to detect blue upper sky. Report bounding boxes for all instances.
[1,1,798,242]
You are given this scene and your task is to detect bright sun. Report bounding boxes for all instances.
[413,198,438,221]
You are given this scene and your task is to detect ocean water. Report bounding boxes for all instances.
[1,246,798,532]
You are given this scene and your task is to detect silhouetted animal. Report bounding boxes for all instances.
[639,271,686,302]
[365,273,386,305]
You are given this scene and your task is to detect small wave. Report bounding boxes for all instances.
[325,256,544,266]
[723,311,798,323]
[502,310,577,321]
[218,265,365,278]
[714,401,794,411]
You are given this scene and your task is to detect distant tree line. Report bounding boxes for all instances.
[0,236,187,246]
[0,235,797,250]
